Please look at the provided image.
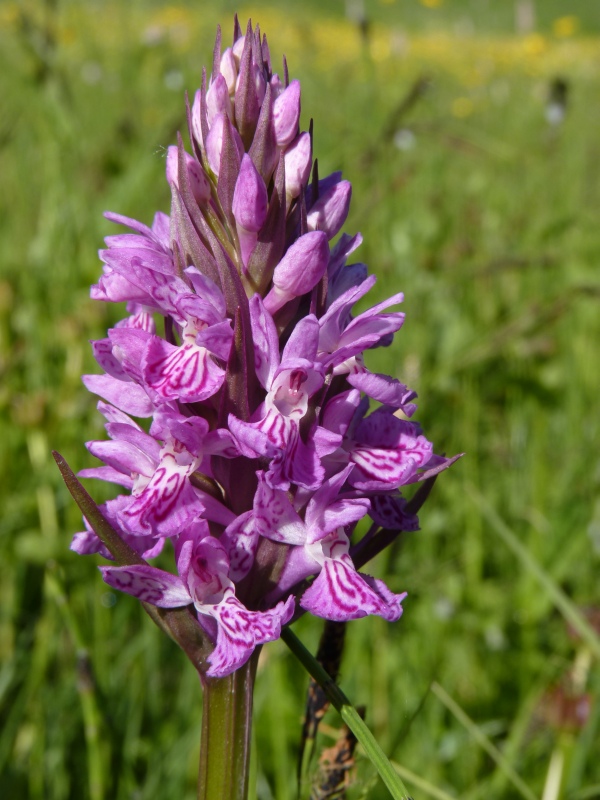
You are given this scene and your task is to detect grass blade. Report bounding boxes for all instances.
[467,485,600,661]
[281,627,413,800]
[431,682,538,800]
[390,761,458,800]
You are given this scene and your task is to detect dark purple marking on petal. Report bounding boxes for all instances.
[300,557,406,622]
[143,339,225,403]
[100,564,191,607]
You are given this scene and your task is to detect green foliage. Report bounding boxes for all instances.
[1,1,599,798]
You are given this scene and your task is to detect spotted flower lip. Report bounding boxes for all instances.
[74,17,458,678]
[100,522,294,676]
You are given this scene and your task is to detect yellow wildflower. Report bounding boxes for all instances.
[553,16,579,38]
[522,33,547,57]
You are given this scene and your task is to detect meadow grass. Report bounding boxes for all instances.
[1,1,600,798]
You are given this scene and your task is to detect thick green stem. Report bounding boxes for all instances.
[198,650,259,800]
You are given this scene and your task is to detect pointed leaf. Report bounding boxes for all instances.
[170,186,220,286]
[217,116,243,226]
[212,24,222,79]
[234,20,260,149]
[247,154,286,293]
[249,83,277,184]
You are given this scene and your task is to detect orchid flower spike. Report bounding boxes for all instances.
[73,17,459,678]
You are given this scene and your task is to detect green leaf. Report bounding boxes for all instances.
[281,627,414,800]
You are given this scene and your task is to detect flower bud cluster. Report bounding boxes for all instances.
[76,19,455,677]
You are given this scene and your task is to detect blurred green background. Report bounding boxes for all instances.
[1,0,600,798]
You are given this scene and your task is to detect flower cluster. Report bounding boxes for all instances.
[74,19,454,677]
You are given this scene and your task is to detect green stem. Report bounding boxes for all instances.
[281,628,412,800]
[198,650,259,800]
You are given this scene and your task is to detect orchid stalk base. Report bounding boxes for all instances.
[198,650,259,800]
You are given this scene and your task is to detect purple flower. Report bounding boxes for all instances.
[73,18,458,677]
[100,522,294,676]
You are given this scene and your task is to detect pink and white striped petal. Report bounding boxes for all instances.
[143,338,225,403]
[100,564,191,607]
[350,445,427,491]
[300,556,406,622]
[202,590,294,677]
[117,456,204,538]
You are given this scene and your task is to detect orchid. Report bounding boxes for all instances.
[57,17,458,800]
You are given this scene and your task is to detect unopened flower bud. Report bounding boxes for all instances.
[220,47,237,94]
[264,231,329,314]
[232,35,245,63]
[284,132,312,200]
[269,74,283,99]
[253,62,267,107]
[206,113,245,176]
[233,154,268,265]
[307,180,352,240]
[207,73,233,126]
[166,146,211,206]
[272,79,301,147]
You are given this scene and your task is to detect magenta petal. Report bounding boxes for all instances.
[92,269,152,305]
[347,372,417,415]
[118,457,204,537]
[206,73,233,125]
[272,79,300,146]
[232,408,291,454]
[321,389,361,437]
[253,474,305,545]
[91,339,128,380]
[300,557,406,622]
[203,590,294,677]
[307,180,352,240]
[313,426,344,458]
[71,531,111,559]
[143,338,225,403]
[206,113,244,176]
[369,495,420,531]
[105,421,161,462]
[86,439,156,479]
[264,231,329,314]
[100,565,191,607]
[233,154,268,232]
[405,452,464,484]
[350,445,423,491]
[249,294,279,390]
[284,131,312,199]
[227,413,277,459]
[281,314,319,362]
[82,374,154,417]
[307,497,370,544]
[78,466,134,489]
[184,268,227,317]
[195,320,234,361]
[262,421,324,492]
[221,510,259,582]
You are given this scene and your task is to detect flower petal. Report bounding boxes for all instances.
[203,590,294,676]
[100,564,191,607]
[300,556,406,622]
[143,338,225,403]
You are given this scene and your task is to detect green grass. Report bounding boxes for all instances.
[1,1,600,798]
